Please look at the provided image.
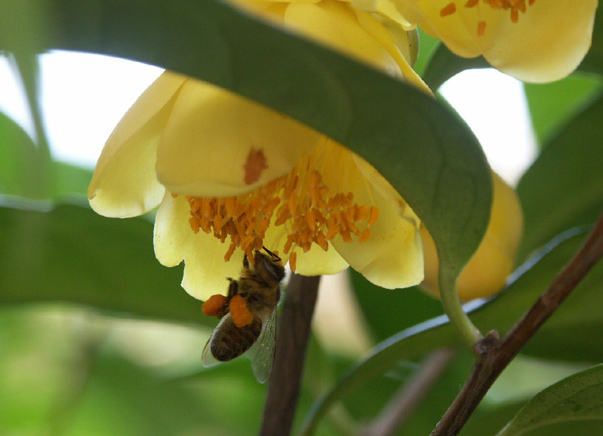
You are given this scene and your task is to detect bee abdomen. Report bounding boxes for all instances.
[211,316,262,362]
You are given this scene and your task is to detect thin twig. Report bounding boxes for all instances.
[363,348,457,436]
[260,273,321,436]
[431,212,603,436]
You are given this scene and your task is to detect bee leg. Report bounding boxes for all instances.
[243,253,250,270]
[227,278,238,298]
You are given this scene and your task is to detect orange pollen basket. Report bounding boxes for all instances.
[186,165,379,270]
[440,0,536,35]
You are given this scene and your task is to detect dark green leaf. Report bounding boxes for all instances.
[517,92,603,261]
[578,5,603,76]
[0,200,210,326]
[497,364,603,436]
[301,228,603,435]
[0,0,491,293]
[422,44,489,90]
[524,75,602,146]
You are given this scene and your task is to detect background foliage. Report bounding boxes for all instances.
[0,1,602,435]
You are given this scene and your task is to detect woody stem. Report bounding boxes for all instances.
[260,273,321,436]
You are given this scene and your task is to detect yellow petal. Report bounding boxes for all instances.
[154,193,245,300]
[421,172,523,301]
[283,1,405,77]
[88,72,186,217]
[403,0,597,82]
[292,243,349,276]
[155,79,321,198]
[321,142,424,289]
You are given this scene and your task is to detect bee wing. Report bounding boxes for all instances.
[246,308,277,384]
[201,314,232,368]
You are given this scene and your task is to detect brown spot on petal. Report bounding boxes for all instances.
[243,147,268,185]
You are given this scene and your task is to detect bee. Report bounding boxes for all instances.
[201,248,285,383]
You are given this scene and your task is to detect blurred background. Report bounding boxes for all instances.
[1,19,602,436]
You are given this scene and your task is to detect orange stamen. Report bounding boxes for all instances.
[186,146,381,262]
[478,20,487,36]
[289,251,297,272]
[440,2,457,17]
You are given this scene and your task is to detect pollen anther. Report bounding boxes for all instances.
[186,155,380,264]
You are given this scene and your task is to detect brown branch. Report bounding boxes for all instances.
[260,273,321,436]
[431,212,603,436]
[363,349,457,436]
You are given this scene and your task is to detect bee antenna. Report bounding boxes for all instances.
[262,246,282,262]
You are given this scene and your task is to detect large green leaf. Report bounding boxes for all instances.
[497,364,603,436]
[300,228,603,435]
[0,201,210,326]
[524,75,602,146]
[517,92,603,262]
[0,0,491,292]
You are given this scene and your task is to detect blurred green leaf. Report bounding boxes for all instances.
[301,228,603,435]
[524,75,602,146]
[0,201,210,326]
[0,111,38,197]
[422,44,489,90]
[578,6,603,76]
[54,161,93,197]
[0,0,491,300]
[349,270,443,342]
[517,92,603,261]
[497,364,603,436]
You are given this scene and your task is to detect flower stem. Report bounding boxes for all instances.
[260,273,321,436]
[439,267,483,355]
[432,213,603,436]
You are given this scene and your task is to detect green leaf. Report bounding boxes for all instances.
[497,364,603,436]
[300,228,603,435]
[349,270,443,342]
[0,0,491,294]
[0,200,211,326]
[578,5,603,76]
[0,111,38,197]
[422,44,489,90]
[524,75,602,147]
[517,91,603,261]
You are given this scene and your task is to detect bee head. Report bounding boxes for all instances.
[255,250,285,283]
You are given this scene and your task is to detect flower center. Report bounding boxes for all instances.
[186,147,379,270]
[440,0,536,36]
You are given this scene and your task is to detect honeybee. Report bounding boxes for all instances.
[201,248,285,383]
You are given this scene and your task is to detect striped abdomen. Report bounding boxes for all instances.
[211,315,262,362]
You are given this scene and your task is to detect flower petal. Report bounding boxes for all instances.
[283,1,405,77]
[403,0,597,82]
[320,142,424,289]
[155,80,321,198]
[88,72,186,217]
[154,192,245,300]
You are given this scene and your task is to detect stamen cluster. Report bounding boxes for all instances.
[440,0,536,36]
[186,166,379,270]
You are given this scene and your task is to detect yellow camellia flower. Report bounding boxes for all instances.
[420,172,523,301]
[88,0,428,301]
[353,0,598,82]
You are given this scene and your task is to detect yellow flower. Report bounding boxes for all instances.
[88,0,426,301]
[353,0,598,82]
[420,172,523,301]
